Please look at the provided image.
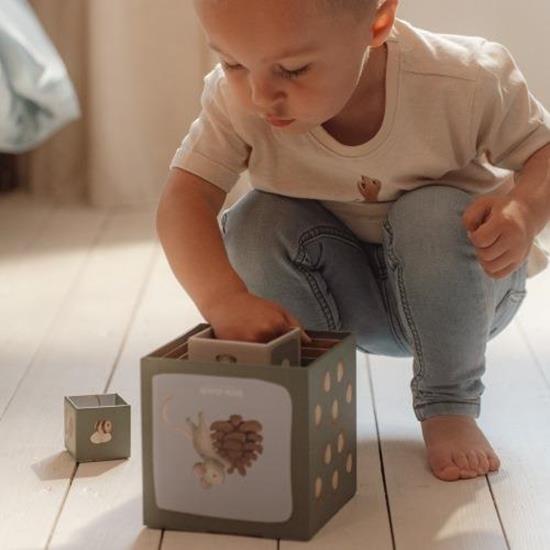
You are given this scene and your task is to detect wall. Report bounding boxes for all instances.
[397,0,550,107]
[26,0,209,206]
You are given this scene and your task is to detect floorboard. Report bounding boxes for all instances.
[1,193,548,549]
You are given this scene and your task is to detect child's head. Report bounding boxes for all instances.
[194,0,398,134]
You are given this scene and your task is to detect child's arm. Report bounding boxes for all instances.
[460,40,550,280]
[508,142,550,234]
[463,142,550,279]
[156,167,248,318]
[156,168,311,344]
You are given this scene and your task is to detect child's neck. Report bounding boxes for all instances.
[322,43,388,146]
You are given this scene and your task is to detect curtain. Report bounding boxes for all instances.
[19,0,211,207]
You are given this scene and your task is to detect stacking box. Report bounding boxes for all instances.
[64,393,131,462]
[140,323,357,541]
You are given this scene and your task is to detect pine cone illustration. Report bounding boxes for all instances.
[210,414,263,476]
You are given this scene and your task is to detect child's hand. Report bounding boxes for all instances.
[462,194,536,279]
[205,290,312,345]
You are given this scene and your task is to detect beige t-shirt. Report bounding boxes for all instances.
[170,18,550,278]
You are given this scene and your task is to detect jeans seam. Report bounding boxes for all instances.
[416,399,481,408]
[415,400,481,420]
[220,211,228,235]
[295,266,339,330]
[373,245,411,353]
[489,289,527,339]
[373,245,388,280]
[379,281,411,355]
[293,225,362,332]
[383,219,427,396]
[488,261,528,339]
[296,226,365,262]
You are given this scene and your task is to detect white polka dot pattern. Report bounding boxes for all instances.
[346,453,353,473]
[346,383,353,403]
[324,444,332,465]
[332,470,339,490]
[314,404,322,426]
[323,371,331,392]
[337,432,345,453]
[315,476,323,498]
[337,361,344,382]
[312,354,355,507]
[331,399,339,420]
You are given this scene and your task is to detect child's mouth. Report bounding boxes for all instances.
[265,116,295,127]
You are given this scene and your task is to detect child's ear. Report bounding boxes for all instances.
[371,0,399,47]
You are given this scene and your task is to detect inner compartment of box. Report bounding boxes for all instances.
[152,331,345,366]
[68,393,127,408]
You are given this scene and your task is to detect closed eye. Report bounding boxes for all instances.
[221,61,311,80]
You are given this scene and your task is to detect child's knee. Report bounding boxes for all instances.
[223,190,299,238]
[222,189,332,253]
[383,184,473,255]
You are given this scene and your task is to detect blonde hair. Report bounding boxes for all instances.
[317,0,379,19]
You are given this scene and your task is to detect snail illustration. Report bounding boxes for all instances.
[90,419,112,444]
[162,396,230,489]
[161,395,264,489]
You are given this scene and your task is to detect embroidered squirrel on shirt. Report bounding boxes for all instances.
[355,175,382,203]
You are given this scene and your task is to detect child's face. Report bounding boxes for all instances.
[194,0,379,134]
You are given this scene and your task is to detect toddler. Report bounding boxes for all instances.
[156,0,550,481]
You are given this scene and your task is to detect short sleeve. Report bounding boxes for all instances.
[170,66,251,193]
[472,40,550,171]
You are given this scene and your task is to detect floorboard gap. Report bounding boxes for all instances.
[515,317,550,391]
[486,476,511,550]
[0,211,109,424]
[44,461,79,550]
[366,354,397,550]
[103,244,160,394]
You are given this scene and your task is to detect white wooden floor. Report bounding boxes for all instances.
[1,191,549,550]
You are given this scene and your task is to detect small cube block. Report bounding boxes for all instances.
[64,393,131,462]
[140,323,357,541]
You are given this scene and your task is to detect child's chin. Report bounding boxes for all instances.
[276,120,314,134]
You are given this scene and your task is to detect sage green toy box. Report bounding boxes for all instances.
[64,393,131,462]
[140,323,357,541]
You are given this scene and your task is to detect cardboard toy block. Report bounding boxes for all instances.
[187,326,301,366]
[140,323,357,541]
[64,393,131,462]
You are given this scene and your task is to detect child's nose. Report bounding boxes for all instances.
[248,76,286,113]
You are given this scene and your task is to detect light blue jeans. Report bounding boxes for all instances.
[220,185,528,421]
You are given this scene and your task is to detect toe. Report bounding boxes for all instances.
[452,451,469,470]
[476,450,490,474]
[460,469,478,479]
[467,449,480,472]
[429,452,461,481]
[453,452,477,478]
[436,465,461,481]
[433,462,461,481]
[487,452,501,472]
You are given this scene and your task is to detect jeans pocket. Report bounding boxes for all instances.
[489,288,527,339]
[220,209,229,235]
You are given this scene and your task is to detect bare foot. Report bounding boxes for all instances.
[421,415,501,481]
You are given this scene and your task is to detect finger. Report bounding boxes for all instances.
[489,262,518,279]
[480,256,516,279]
[284,311,312,344]
[469,219,501,249]
[474,235,509,262]
[479,250,515,275]
[462,197,493,231]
